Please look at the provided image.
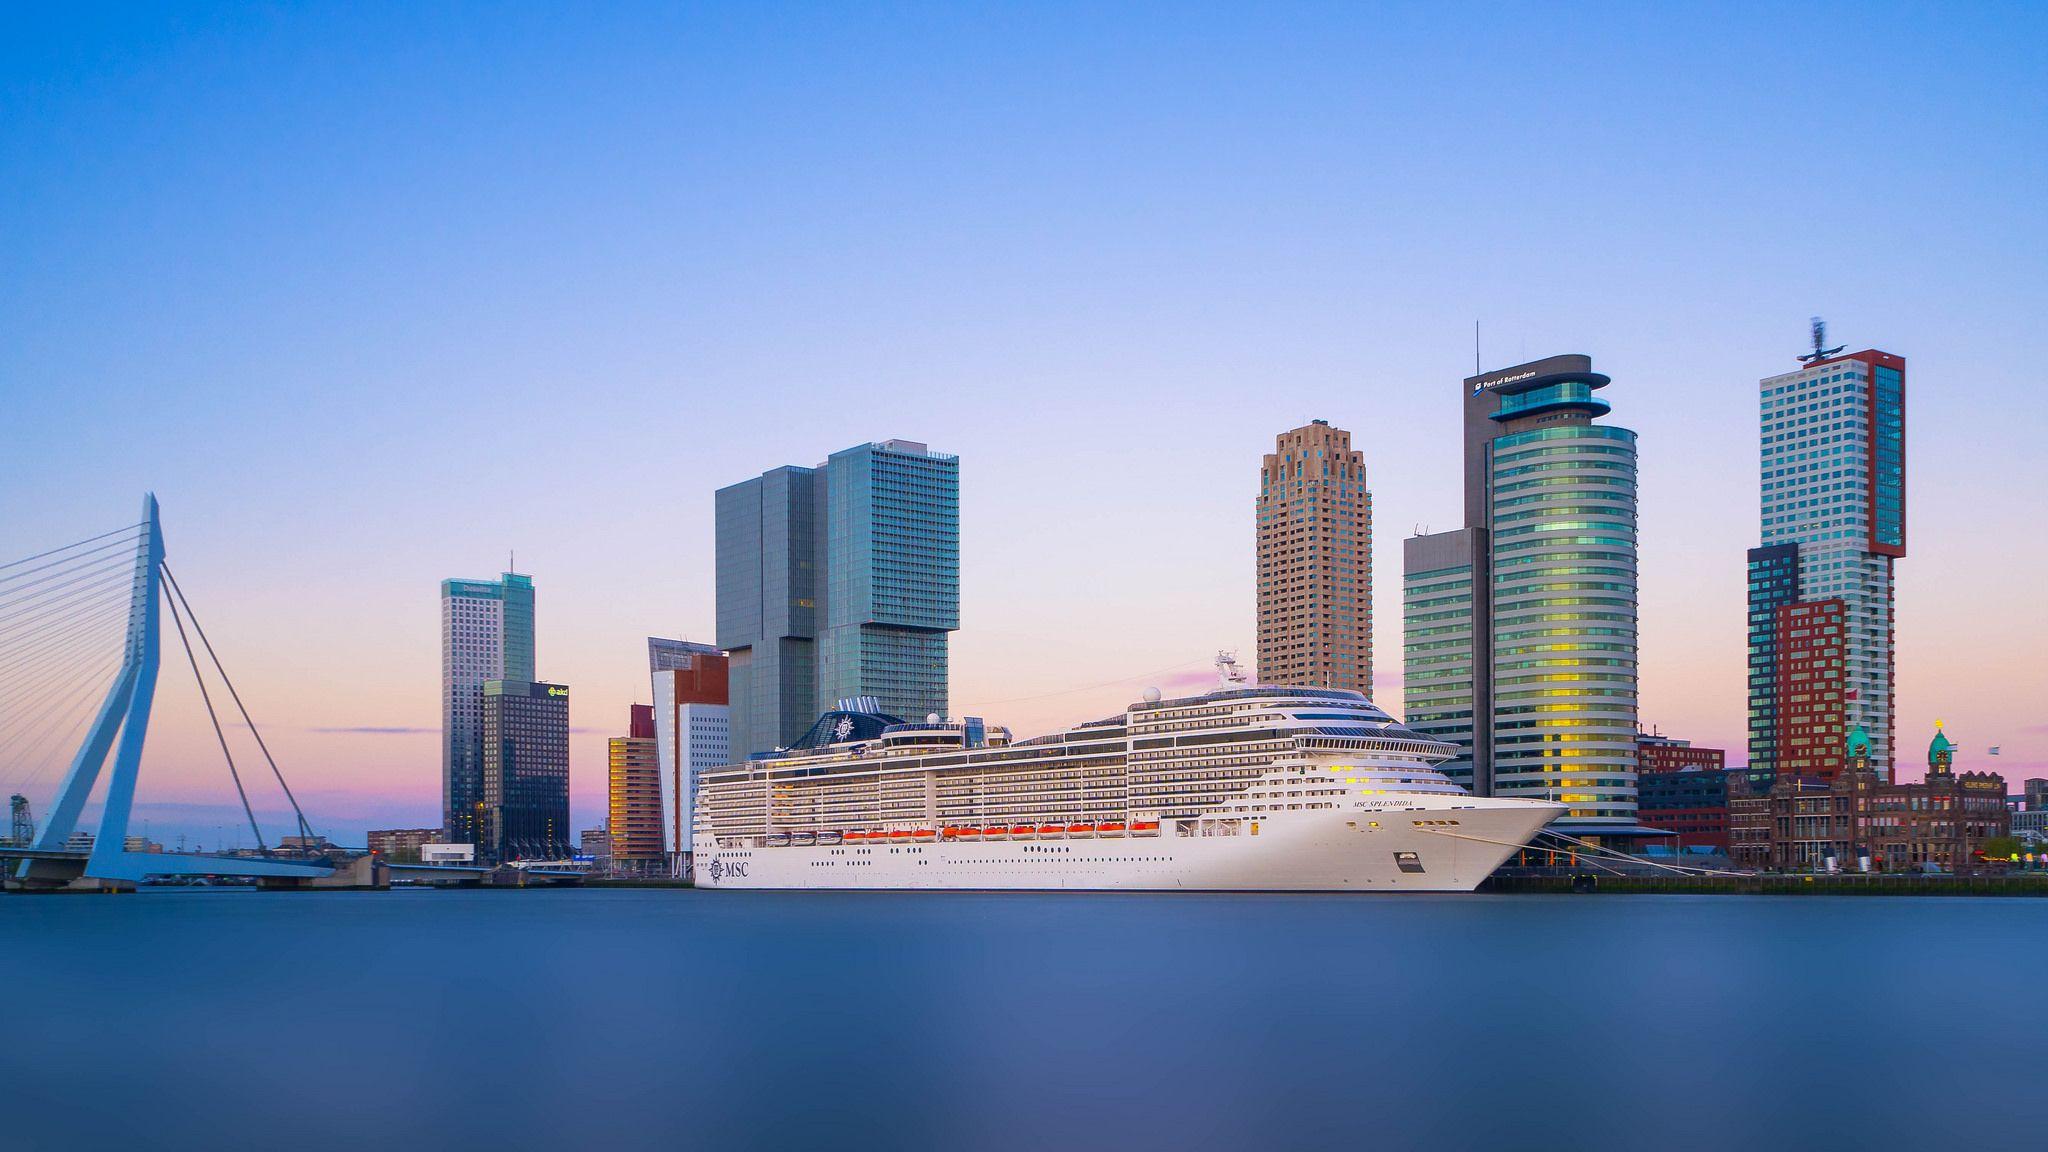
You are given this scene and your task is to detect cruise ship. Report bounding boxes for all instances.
[692,678,1563,893]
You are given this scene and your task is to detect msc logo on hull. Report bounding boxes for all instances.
[706,859,747,882]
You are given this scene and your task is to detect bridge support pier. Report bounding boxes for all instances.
[6,858,134,893]
[254,855,388,891]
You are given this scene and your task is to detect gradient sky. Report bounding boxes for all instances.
[3,3,2045,846]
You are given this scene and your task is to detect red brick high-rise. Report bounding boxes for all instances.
[1776,599,1847,780]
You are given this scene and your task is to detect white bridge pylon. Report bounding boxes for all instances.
[17,494,333,884]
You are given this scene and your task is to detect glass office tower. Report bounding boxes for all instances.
[441,571,536,847]
[817,440,961,721]
[1403,355,1639,826]
[481,679,570,863]
[717,440,959,759]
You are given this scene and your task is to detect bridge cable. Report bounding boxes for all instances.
[0,529,144,589]
[0,584,138,790]
[162,564,315,844]
[0,522,144,575]
[0,637,124,750]
[163,574,268,853]
[0,593,135,675]
[0,551,141,617]
[0,653,125,794]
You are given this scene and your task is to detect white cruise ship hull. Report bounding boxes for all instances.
[694,798,1559,894]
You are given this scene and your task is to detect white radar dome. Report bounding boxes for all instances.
[1142,687,1162,703]
[927,713,942,724]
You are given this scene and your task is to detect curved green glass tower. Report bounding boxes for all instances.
[1486,417,1639,819]
[1403,355,1640,827]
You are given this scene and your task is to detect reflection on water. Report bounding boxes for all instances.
[2,890,2040,1150]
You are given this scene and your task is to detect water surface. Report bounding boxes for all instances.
[3,890,2040,1150]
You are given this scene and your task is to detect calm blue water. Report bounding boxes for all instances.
[3,889,2041,1151]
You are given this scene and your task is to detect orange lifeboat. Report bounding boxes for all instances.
[912,829,936,840]
[1010,824,1035,837]
[1037,824,1065,837]
[957,826,982,839]
[844,831,866,842]
[1132,820,1160,836]
[1098,821,1127,836]
[940,827,960,839]
[1068,822,1097,836]
[888,830,911,841]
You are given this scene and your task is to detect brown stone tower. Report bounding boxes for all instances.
[1256,420,1371,694]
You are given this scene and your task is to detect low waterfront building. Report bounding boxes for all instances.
[2014,809,2048,843]
[1636,732,1727,774]
[276,834,339,854]
[420,842,475,865]
[1728,778,1771,871]
[367,827,440,863]
[1635,768,1731,851]
[1729,724,2007,873]
[1841,723,2007,871]
[580,825,613,866]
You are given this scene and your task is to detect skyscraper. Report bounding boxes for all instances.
[1749,325,1906,781]
[714,467,819,760]
[1743,541,1801,788]
[481,679,570,862]
[441,571,535,847]
[649,638,730,867]
[1256,420,1372,693]
[717,440,959,759]
[1403,354,1639,825]
[608,704,662,872]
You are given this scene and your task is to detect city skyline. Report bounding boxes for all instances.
[5,5,2045,844]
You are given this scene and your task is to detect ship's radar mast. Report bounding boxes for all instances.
[1215,650,1247,690]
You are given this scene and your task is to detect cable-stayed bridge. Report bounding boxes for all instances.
[0,496,588,892]
[0,496,389,890]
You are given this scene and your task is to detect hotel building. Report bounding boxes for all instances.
[1256,420,1372,694]
[441,571,535,848]
[365,827,439,864]
[716,440,959,759]
[1731,725,2006,873]
[1403,354,1639,825]
[1748,329,1906,781]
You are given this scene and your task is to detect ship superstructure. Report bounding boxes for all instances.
[693,684,1562,892]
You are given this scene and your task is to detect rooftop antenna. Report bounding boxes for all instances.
[1797,316,1845,364]
[1215,650,1247,690]
[1475,320,1481,375]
